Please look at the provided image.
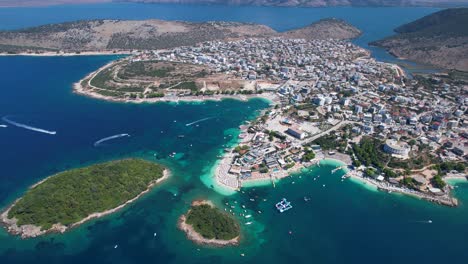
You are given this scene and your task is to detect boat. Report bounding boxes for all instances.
[245,215,252,218]
[304,196,311,202]
[177,135,185,138]
[245,222,253,225]
[114,245,118,249]
[275,198,293,213]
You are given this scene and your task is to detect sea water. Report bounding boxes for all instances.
[0,5,467,264]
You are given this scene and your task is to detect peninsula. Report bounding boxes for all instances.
[371,8,468,72]
[1,158,168,238]
[178,200,240,247]
[0,18,361,55]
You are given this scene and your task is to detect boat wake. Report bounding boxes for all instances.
[185,117,214,127]
[94,133,130,147]
[2,116,56,135]
[410,220,433,224]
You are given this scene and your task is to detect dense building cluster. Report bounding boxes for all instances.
[132,37,466,205]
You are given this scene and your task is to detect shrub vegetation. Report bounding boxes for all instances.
[8,159,164,230]
[186,204,240,240]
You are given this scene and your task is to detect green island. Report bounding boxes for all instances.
[178,201,240,247]
[1,158,167,238]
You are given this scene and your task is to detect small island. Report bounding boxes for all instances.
[1,158,168,238]
[178,200,240,247]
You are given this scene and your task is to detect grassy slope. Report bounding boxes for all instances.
[8,159,164,230]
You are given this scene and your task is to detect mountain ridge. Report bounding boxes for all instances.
[1,0,468,7]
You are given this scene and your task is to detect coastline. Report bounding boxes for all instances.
[74,78,277,104]
[177,200,240,247]
[72,57,278,104]
[0,51,133,57]
[0,168,170,239]
[344,166,459,207]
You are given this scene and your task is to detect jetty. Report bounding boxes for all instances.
[331,166,346,174]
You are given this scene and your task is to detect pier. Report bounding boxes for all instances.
[331,166,346,174]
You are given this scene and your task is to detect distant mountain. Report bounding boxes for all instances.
[0,18,360,53]
[371,8,468,71]
[118,0,468,8]
[2,0,468,7]
[0,0,110,7]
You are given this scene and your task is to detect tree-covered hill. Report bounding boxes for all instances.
[7,159,165,230]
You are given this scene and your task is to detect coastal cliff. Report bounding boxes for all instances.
[371,8,468,72]
[0,18,360,54]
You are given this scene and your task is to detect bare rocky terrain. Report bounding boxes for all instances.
[0,19,361,53]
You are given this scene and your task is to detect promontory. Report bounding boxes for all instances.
[1,158,168,238]
[371,8,468,72]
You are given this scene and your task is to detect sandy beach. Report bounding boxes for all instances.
[0,168,170,239]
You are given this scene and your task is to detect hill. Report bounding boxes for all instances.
[281,18,361,40]
[0,19,360,53]
[371,8,468,71]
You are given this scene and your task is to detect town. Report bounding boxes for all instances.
[82,37,467,206]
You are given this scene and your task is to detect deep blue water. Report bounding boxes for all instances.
[1,4,467,264]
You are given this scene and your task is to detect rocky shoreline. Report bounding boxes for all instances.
[177,200,240,247]
[72,60,278,104]
[1,169,170,239]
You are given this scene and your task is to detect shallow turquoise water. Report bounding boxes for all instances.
[0,55,467,264]
[0,5,466,263]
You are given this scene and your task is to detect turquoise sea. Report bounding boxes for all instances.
[0,4,467,264]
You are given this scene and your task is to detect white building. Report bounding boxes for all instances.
[384,140,410,156]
